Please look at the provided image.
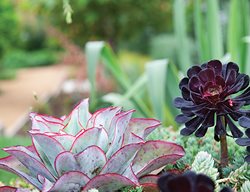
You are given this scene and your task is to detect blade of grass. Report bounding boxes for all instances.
[145,59,177,127]
[207,0,223,59]
[194,0,209,61]
[85,41,151,117]
[173,0,192,72]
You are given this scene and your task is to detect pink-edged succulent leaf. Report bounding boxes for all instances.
[52,134,75,151]
[132,140,185,177]
[87,107,121,131]
[0,155,42,190]
[30,113,64,133]
[139,175,159,185]
[126,118,161,140]
[63,99,91,135]
[123,132,144,145]
[140,183,159,192]
[106,110,134,158]
[101,143,143,175]
[54,151,78,176]
[31,133,65,176]
[122,165,139,185]
[75,145,107,178]
[38,175,53,192]
[71,127,108,154]
[3,146,55,183]
[82,173,137,191]
[0,187,31,192]
[45,171,90,192]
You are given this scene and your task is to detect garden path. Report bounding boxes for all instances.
[0,65,69,136]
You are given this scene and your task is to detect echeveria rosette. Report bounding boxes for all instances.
[174,60,250,140]
[157,171,232,192]
[236,116,250,162]
[0,99,185,192]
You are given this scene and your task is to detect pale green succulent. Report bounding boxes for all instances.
[0,99,185,192]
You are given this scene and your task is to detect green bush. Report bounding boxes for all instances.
[2,49,57,69]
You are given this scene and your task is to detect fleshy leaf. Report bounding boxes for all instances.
[101,143,143,175]
[0,155,42,190]
[83,173,136,191]
[0,187,31,192]
[123,132,144,145]
[47,171,90,192]
[75,146,107,178]
[63,99,91,135]
[53,134,75,151]
[87,107,121,133]
[132,141,185,177]
[139,175,159,184]
[122,165,139,185]
[106,110,134,158]
[30,113,63,132]
[54,151,78,176]
[31,133,65,176]
[126,118,161,139]
[3,147,55,182]
[71,127,108,153]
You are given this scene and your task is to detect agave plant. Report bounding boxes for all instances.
[0,99,184,192]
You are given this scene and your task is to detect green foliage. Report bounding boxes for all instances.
[86,42,181,127]
[0,0,19,60]
[2,49,57,69]
[121,186,143,192]
[228,163,250,190]
[240,181,250,192]
[0,69,16,80]
[46,0,172,52]
[191,151,219,181]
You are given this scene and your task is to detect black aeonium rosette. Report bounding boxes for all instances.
[174,60,250,140]
[157,171,232,192]
[236,116,250,162]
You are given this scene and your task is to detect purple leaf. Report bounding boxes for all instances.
[3,146,55,183]
[47,171,90,192]
[139,175,159,184]
[101,143,143,175]
[0,155,42,189]
[30,113,63,133]
[132,141,185,177]
[87,107,121,132]
[123,132,144,145]
[71,127,108,153]
[125,118,161,140]
[52,134,75,151]
[54,151,78,176]
[31,133,65,176]
[75,146,107,178]
[106,110,134,158]
[83,173,136,191]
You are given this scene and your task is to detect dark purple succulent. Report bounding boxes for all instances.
[157,171,232,192]
[174,60,250,140]
[236,116,250,162]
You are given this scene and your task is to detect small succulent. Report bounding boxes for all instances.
[0,99,185,191]
[236,116,250,162]
[174,60,250,140]
[157,171,232,192]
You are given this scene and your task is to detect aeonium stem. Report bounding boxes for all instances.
[220,116,229,169]
[220,134,229,168]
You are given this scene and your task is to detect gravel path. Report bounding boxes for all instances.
[0,64,69,136]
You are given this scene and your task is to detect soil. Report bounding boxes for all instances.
[0,65,69,136]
